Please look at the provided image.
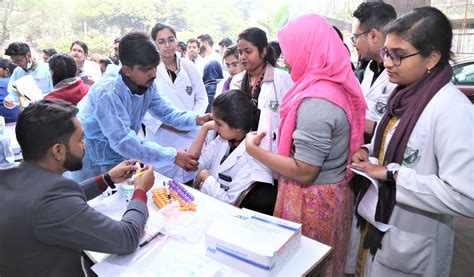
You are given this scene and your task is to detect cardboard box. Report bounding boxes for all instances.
[205,209,301,276]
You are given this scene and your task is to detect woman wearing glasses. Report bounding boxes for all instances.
[215,45,243,97]
[348,7,474,276]
[142,23,208,184]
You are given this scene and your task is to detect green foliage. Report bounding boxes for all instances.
[256,5,289,40]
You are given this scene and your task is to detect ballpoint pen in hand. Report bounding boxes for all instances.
[139,231,162,248]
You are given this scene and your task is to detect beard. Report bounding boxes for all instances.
[63,145,84,171]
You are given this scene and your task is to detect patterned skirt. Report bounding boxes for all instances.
[274,177,354,277]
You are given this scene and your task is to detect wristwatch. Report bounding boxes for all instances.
[386,163,401,182]
[103,172,116,189]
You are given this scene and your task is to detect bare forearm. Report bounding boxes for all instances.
[188,126,209,156]
[248,145,320,185]
[364,119,376,135]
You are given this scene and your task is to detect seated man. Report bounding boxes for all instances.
[73,32,211,182]
[3,42,53,109]
[0,99,155,276]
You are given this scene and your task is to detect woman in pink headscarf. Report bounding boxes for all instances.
[245,14,366,276]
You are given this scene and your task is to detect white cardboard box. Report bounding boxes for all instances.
[205,208,302,276]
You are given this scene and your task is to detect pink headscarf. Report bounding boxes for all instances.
[277,14,366,175]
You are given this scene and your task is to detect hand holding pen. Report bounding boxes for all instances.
[133,165,155,193]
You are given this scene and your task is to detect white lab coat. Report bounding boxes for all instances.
[346,83,474,276]
[0,116,13,165]
[143,54,208,182]
[199,136,272,205]
[230,64,293,183]
[360,61,398,122]
[83,60,102,83]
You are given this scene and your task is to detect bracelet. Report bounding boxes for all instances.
[103,173,116,189]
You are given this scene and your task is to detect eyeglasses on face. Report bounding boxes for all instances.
[379,47,420,66]
[350,30,370,43]
[11,56,27,65]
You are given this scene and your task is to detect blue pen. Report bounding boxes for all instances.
[139,231,162,248]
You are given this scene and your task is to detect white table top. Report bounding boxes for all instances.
[87,173,331,276]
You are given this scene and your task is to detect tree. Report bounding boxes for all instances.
[256,5,289,40]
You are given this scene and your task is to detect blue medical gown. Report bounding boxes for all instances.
[75,71,199,180]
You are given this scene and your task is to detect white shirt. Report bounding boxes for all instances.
[347,83,474,276]
[199,136,272,205]
[143,54,208,182]
[83,60,102,83]
[360,60,397,122]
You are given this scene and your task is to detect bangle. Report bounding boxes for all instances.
[103,173,116,189]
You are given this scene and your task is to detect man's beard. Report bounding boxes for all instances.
[64,145,84,171]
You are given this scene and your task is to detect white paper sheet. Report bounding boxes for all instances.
[12,75,43,101]
[350,157,391,232]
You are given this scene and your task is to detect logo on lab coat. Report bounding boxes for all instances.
[375,99,387,116]
[185,86,193,95]
[403,146,421,167]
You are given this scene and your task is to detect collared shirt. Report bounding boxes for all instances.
[369,61,385,86]
[119,70,147,95]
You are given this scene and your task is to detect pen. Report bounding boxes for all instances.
[135,170,146,178]
[139,231,162,247]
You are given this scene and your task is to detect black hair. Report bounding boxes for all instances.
[268,40,281,60]
[48,54,77,86]
[16,99,79,161]
[0,59,17,74]
[70,40,89,54]
[99,59,112,66]
[353,2,397,32]
[177,41,187,53]
[218,38,233,48]
[4,42,30,56]
[43,48,58,57]
[212,90,258,132]
[197,34,214,47]
[151,23,177,41]
[114,37,121,44]
[238,27,276,67]
[187,38,200,48]
[223,44,239,59]
[384,6,453,67]
[332,26,344,41]
[119,31,160,67]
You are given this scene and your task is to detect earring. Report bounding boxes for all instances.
[427,68,431,74]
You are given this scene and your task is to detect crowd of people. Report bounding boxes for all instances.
[0,3,473,277]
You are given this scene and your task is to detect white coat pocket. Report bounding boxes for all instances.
[375,227,434,275]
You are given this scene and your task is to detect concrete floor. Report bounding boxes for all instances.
[451,217,474,277]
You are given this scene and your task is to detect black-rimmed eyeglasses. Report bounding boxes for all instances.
[350,30,370,43]
[379,47,420,66]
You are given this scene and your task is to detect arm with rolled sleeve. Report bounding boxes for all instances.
[396,104,474,217]
[33,179,149,254]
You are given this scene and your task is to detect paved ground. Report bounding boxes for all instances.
[451,217,474,277]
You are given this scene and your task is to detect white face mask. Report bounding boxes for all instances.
[26,59,33,71]
[22,57,33,72]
